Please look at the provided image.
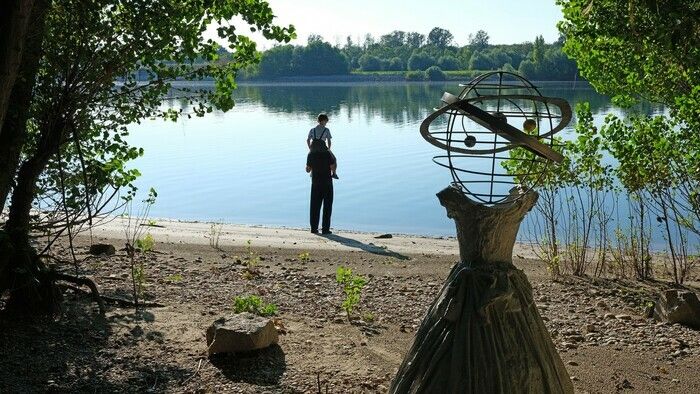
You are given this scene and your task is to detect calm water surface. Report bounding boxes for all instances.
[126,82,665,240]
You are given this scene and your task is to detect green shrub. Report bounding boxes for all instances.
[232,295,278,317]
[404,70,425,81]
[336,266,367,317]
[407,52,436,71]
[136,233,155,252]
[425,66,446,81]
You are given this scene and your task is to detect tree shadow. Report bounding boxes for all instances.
[0,295,190,392]
[209,344,286,386]
[320,233,409,260]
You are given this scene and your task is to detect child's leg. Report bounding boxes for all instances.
[329,151,338,177]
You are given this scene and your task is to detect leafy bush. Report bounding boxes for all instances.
[387,57,405,71]
[425,66,446,81]
[232,295,278,317]
[407,52,436,71]
[136,233,155,252]
[469,51,495,70]
[437,55,460,71]
[404,70,426,81]
[359,54,382,71]
[336,266,367,317]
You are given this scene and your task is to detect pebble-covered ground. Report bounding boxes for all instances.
[1,237,698,393]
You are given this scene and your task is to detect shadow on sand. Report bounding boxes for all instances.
[0,295,189,392]
[320,233,410,260]
[209,344,286,386]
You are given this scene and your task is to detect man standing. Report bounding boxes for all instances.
[306,143,335,234]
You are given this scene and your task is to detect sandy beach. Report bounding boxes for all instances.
[1,218,699,393]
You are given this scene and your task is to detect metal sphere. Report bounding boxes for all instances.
[420,71,572,205]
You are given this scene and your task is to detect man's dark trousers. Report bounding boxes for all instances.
[310,181,333,232]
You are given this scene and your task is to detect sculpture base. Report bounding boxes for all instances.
[391,187,572,393]
[391,262,573,393]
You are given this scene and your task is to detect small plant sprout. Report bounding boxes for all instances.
[122,187,157,309]
[209,222,223,250]
[242,240,261,278]
[336,266,368,318]
[136,233,155,252]
[165,273,184,283]
[232,295,278,317]
[299,251,310,263]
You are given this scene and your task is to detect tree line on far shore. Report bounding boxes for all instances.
[241,28,580,81]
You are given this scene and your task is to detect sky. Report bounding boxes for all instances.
[258,0,564,47]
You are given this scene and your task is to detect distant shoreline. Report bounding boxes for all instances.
[237,74,588,85]
[160,74,589,87]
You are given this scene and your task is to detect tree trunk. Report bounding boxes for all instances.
[0,0,48,215]
[1,117,66,314]
[0,0,35,129]
[391,186,573,394]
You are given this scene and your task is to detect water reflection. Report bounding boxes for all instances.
[133,82,670,248]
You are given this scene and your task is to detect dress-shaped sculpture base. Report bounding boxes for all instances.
[391,187,573,394]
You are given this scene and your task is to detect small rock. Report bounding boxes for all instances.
[206,313,278,356]
[616,314,632,321]
[89,243,115,255]
[653,290,700,329]
[374,233,393,239]
[130,325,144,337]
[567,361,579,366]
[604,313,616,319]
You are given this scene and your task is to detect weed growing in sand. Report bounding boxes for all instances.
[133,261,147,297]
[232,295,278,316]
[165,273,184,283]
[136,233,155,252]
[299,251,310,264]
[209,222,223,250]
[362,311,375,323]
[336,266,367,318]
[123,187,157,309]
[241,240,261,278]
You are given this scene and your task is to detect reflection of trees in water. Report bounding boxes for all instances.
[233,83,452,126]
[346,83,448,125]
[235,85,347,119]
[159,83,664,125]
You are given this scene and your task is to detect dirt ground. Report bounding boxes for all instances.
[1,232,699,393]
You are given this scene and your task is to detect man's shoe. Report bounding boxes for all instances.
[332,173,339,179]
[321,230,332,235]
[311,229,319,234]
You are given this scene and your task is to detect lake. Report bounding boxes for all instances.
[126,81,672,245]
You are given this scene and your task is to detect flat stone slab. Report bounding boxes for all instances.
[206,313,278,356]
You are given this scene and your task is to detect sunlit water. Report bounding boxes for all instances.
[126,82,680,249]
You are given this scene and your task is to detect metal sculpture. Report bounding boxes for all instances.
[391,72,574,394]
[419,71,571,205]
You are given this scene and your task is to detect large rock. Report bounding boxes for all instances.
[89,243,115,255]
[206,313,278,356]
[653,290,700,329]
